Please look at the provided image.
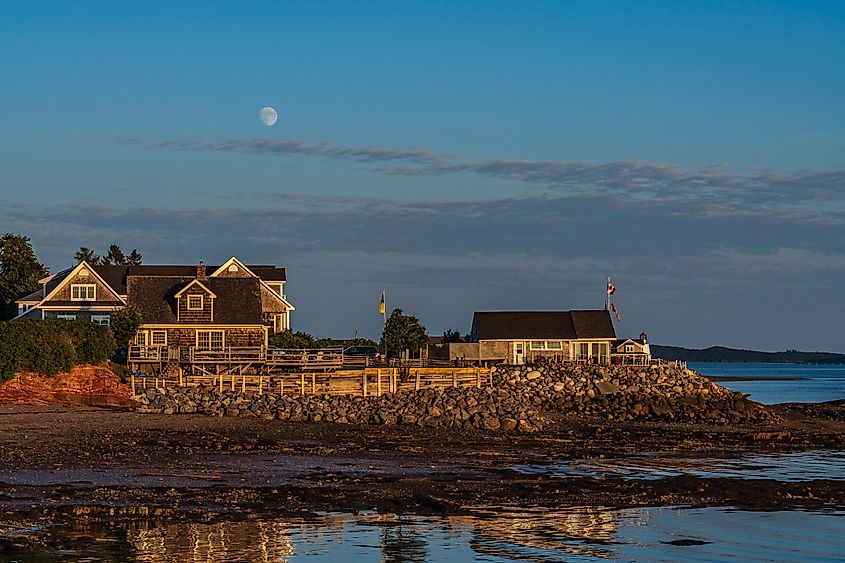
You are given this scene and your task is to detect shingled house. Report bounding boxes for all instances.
[469,310,617,365]
[14,257,294,348]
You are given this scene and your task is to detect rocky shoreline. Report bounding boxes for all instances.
[136,363,771,432]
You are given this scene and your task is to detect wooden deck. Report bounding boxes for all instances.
[129,366,493,398]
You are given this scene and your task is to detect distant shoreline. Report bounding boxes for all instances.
[704,375,807,382]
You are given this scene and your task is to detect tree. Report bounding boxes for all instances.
[380,309,427,380]
[0,233,49,320]
[126,249,143,265]
[268,329,317,349]
[442,329,463,343]
[110,305,143,358]
[74,247,102,265]
[102,244,127,266]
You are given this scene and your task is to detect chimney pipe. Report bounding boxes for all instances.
[197,261,206,280]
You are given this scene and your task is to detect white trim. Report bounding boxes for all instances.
[210,257,257,278]
[196,329,225,350]
[186,294,204,310]
[40,261,126,306]
[174,278,217,298]
[91,314,111,326]
[150,330,167,346]
[71,284,97,301]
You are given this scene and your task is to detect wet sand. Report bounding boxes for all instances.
[1,401,844,525]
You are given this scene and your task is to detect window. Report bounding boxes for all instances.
[71,284,96,301]
[197,330,224,350]
[56,314,77,321]
[91,315,110,326]
[135,331,147,346]
[187,295,203,310]
[151,330,167,345]
[626,344,635,352]
[530,341,546,350]
[546,341,562,350]
[577,342,590,358]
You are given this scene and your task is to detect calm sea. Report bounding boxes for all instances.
[5,506,845,562]
[689,362,845,405]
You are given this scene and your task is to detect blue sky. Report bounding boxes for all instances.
[1,1,844,350]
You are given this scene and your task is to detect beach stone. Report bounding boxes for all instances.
[595,381,621,395]
[525,370,542,380]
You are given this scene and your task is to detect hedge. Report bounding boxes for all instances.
[0,318,116,381]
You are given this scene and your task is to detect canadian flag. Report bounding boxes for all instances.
[607,279,616,296]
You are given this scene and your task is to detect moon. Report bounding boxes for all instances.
[260,106,278,127]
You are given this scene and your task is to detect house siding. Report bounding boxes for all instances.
[141,326,267,348]
[177,286,214,323]
[45,268,122,305]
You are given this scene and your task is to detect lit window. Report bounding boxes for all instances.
[187,295,203,310]
[91,315,110,326]
[530,341,545,350]
[546,341,562,350]
[135,331,147,346]
[151,331,167,345]
[56,314,77,321]
[71,284,96,301]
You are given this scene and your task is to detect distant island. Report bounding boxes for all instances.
[652,345,845,364]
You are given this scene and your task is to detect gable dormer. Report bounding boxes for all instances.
[41,261,124,306]
[211,257,255,278]
[174,279,216,323]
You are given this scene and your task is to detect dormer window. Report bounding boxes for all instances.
[187,295,204,310]
[71,284,96,301]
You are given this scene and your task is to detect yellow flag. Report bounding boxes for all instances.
[378,291,385,314]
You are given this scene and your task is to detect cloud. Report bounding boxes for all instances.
[126,136,845,223]
[3,192,845,350]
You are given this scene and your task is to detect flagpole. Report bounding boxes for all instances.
[382,290,386,326]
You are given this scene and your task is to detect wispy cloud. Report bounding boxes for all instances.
[124,137,845,223]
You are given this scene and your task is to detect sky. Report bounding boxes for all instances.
[1,1,844,351]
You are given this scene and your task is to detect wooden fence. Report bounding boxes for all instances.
[130,367,492,399]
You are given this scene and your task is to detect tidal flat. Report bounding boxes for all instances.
[1,402,845,560]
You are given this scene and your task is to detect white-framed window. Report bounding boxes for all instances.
[626,344,635,352]
[530,341,545,350]
[546,341,562,350]
[135,331,148,346]
[151,330,167,346]
[91,315,110,326]
[71,284,96,301]
[197,329,224,350]
[56,314,77,321]
[187,295,204,310]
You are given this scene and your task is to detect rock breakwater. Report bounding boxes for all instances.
[136,363,770,431]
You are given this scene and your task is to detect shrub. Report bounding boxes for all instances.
[110,305,143,352]
[0,318,115,380]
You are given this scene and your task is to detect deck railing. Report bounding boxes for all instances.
[128,345,373,370]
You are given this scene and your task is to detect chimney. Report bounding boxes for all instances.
[197,261,206,280]
[640,331,648,343]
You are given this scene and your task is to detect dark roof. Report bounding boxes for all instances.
[17,289,43,303]
[471,311,616,341]
[92,264,286,294]
[127,276,263,324]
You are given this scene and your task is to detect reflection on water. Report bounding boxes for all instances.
[3,505,845,562]
[518,450,845,482]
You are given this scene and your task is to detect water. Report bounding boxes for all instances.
[689,362,845,404]
[3,506,844,562]
[518,450,845,481]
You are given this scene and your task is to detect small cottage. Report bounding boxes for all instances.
[469,310,617,365]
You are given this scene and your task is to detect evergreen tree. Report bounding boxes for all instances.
[103,244,127,266]
[126,249,143,265]
[0,233,49,320]
[74,247,101,265]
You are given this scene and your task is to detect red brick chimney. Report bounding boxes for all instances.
[197,261,206,280]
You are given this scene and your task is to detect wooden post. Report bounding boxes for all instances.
[377,368,382,396]
[391,370,396,393]
[415,370,420,391]
[179,369,184,387]
[259,376,263,395]
[130,372,136,397]
[362,372,368,397]
[300,373,305,396]
[280,378,284,396]
[142,377,147,389]
[452,370,457,387]
[218,374,223,393]
[311,373,316,394]
[476,368,480,388]
[231,374,236,391]
[241,374,246,393]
